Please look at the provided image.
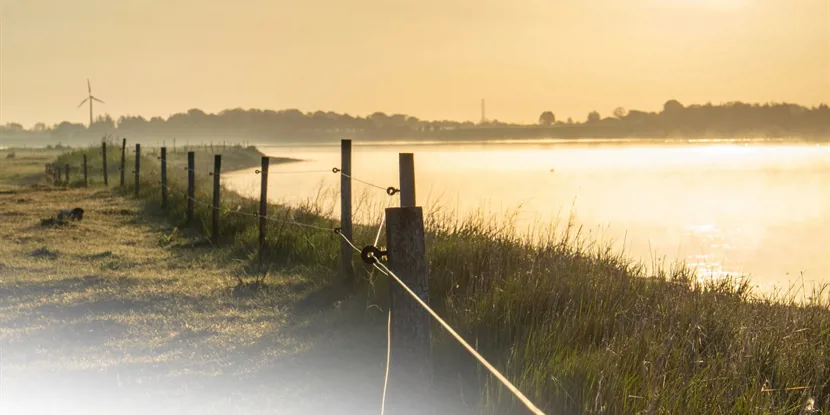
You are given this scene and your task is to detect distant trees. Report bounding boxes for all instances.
[663,99,684,114]
[2,122,24,132]
[51,121,87,140]
[539,111,556,126]
[1,100,829,143]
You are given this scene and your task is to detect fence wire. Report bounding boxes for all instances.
[58,149,547,415]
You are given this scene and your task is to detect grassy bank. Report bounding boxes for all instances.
[0,150,404,414]
[50,146,830,414]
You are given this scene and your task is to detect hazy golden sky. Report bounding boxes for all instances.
[1,0,828,127]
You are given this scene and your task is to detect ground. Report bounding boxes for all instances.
[0,150,469,415]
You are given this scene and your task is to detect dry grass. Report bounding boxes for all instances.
[0,148,67,190]
[0,151,469,415]
[9,146,829,414]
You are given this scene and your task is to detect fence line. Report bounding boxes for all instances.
[48,139,548,415]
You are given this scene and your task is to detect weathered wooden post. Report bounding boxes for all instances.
[212,154,221,244]
[384,152,431,413]
[399,153,416,207]
[187,151,195,227]
[83,154,88,187]
[160,147,168,209]
[120,138,126,187]
[64,164,70,185]
[340,139,355,282]
[102,142,108,186]
[134,144,141,197]
[258,156,269,265]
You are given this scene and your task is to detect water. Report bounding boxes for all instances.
[222,140,830,294]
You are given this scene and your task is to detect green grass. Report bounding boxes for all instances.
[53,146,830,414]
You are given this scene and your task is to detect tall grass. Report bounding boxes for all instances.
[56,147,830,414]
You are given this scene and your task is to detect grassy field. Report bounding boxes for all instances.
[2,145,829,414]
[0,147,470,414]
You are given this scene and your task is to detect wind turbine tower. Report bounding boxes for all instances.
[77,79,105,127]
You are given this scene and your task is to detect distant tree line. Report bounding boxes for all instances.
[2,100,828,144]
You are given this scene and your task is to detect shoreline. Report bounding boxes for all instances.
[2,135,827,152]
[2,146,828,413]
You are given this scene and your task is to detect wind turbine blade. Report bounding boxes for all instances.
[77,98,90,108]
[92,97,105,104]
[87,79,91,94]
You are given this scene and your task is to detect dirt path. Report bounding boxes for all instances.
[0,183,406,414]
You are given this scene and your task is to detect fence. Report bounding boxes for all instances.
[47,138,546,415]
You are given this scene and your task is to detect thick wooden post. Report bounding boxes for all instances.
[134,144,141,197]
[212,154,221,244]
[64,164,70,185]
[120,138,126,187]
[82,154,88,187]
[161,147,168,209]
[102,142,108,186]
[399,153,416,207]
[258,156,269,265]
[383,153,431,414]
[385,205,431,413]
[340,139,355,282]
[187,151,195,227]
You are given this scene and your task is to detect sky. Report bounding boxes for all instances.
[1,0,828,127]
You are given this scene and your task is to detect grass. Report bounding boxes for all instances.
[0,147,71,189]
[6,145,830,414]
[0,148,423,414]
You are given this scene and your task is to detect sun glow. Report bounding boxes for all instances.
[658,0,748,10]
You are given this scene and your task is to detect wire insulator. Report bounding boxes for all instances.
[360,246,387,265]
[386,187,399,196]
[332,167,340,173]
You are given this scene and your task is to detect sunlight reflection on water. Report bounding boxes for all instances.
[223,141,830,294]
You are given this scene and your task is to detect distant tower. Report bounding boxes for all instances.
[480,99,487,124]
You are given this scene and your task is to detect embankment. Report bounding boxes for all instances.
[36,145,830,413]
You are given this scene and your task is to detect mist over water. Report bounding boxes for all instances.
[222,141,830,294]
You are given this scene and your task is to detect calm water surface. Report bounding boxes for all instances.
[223,141,830,294]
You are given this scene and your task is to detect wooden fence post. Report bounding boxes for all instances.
[340,139,355,282]
[161,147,168,209]
[102,142,108,186]
[399,153,416,207]
[384,153,431,412]
[212,154,221,244]
[64,164,70,186]
[120,138,126,187]
[187,151,195,227]
[134,144,141,197]
[258,156,269,266]
[83,154,88,187]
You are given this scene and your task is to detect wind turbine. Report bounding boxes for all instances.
[77,79,105,127]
